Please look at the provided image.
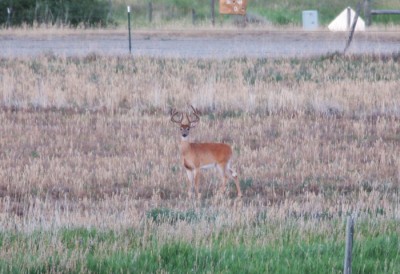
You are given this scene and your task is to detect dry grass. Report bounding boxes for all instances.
[0,54,399,236]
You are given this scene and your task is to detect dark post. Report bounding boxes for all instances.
[344,2,361,54]
[6,7,11,28]
[192,8,196,25]
[127,6,132,54]
[148,2,152,23]
[343,216,354,274]
[364,0,371,26]
[347,7,351,30]
[211,0,215,26]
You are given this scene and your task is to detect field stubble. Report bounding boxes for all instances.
[0,53,399,272]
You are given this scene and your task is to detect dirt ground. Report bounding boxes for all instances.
[1,28,400,58]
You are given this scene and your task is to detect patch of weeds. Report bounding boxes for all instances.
[221,109,243,119]
[274,72,283,81]
[295,63,312,82]
[115,62,125,73]
[240,177,254,192]
[290,58,300,66]
[243,68,257,85]
[361,181,373,193]
[207,113,216,121]
[195,60,211,70]
[254,210,268,225]
[29,59,45,75]
[60,228,115,251]
[60,228,97,250]
[171,165,180,174]
[146,208,199,224]
[126,171,139,187]
[366,207,386,217]
[31,150,40,158]
[118,97,130,110]
[89,72,99,84]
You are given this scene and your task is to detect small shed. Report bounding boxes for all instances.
[328,7,365,31]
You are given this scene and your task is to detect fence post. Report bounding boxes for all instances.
[6,7,11,28]
[127,6,132,54]
[364,0,371,26]
[343,216,354,274]
[347,7,351,30]
[211,0,215,26]
[344,2,361,54]
[148,2,152,23]
[192,8,196,25]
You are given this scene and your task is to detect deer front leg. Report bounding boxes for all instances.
[185,169,194,199]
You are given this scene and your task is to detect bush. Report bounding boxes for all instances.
[0,0,113,27]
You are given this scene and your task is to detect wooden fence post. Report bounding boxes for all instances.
[343,216,354,274]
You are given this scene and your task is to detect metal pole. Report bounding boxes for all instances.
[148,2,152,23]
[127,6,132,54]
[211,0,215,26]
[364,0,371,26]
[192,8,196,25]
[344,2,361,54]
[343,216,354,274]
[347,7,351,30]
[6,7,11,28]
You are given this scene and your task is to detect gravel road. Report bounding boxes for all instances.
[1,30,399,58]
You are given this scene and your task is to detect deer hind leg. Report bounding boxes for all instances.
[217,164,229,196]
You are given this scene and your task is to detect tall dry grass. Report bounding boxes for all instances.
[0,54,399,235]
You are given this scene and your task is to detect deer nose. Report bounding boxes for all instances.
[182,133,188,137]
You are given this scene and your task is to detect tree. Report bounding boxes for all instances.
[0,0,112,27]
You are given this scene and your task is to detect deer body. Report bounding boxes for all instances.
[171,107,242,199]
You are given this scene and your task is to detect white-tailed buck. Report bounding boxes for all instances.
[171,105,242,199]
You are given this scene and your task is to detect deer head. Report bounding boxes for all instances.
[171,105,200,138]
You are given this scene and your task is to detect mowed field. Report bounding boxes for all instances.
[0,51,400,272]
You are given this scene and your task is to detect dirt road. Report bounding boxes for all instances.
[1,29,399,58]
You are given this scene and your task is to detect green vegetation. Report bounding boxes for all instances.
[0,220,399,273]
[0,0,112,27]
[1,0,399,27]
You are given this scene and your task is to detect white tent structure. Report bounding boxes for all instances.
[328,7,365,31]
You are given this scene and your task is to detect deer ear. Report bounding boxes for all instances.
[190,121,198,128]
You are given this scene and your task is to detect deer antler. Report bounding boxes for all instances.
[186,105,200,127]
[171,108,183,125]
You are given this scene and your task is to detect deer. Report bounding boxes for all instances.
[170,105,242,199]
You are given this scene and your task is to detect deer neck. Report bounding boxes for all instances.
[180,136,191,153]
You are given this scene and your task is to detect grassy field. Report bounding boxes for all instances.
[0,53,400,272]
